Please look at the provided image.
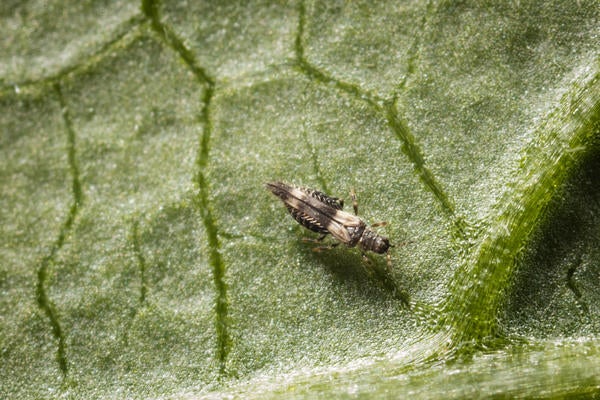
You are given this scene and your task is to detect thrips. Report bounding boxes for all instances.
[266,181,393,269]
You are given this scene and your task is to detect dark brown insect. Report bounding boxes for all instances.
[266,181,393,268]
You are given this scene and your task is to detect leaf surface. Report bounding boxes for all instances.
[1,0,599,398]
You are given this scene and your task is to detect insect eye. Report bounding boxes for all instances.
[378,237,390,252]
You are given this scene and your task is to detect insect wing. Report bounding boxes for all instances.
[285,204,329,234]
[266,182,354,242]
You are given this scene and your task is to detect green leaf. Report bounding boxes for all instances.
[1,0,599,398]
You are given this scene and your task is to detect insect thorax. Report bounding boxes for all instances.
[345,223,366,247]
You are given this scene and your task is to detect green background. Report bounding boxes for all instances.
[1,0,599,398]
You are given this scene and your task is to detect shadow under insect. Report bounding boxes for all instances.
[293,234,410,306]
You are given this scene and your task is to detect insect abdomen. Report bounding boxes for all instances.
[286,205,329,234]
[300,188,344,210]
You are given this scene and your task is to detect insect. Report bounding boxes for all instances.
[266,181,393,269]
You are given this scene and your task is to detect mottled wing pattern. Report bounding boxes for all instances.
[286,186,344,233]
[266,181,356,242]
[266,182,393,262]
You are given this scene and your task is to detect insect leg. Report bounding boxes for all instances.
[360,252,376,276]
[302,234,340,252]
[301,234,328,244]
[361,251,371,264]
[351,189,358,215]
[386,251,393,272]
[311,242,340,252]
[394,239,414,247]
[371,221,388,228]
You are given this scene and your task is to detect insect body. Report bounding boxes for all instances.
[266,182,392,266]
